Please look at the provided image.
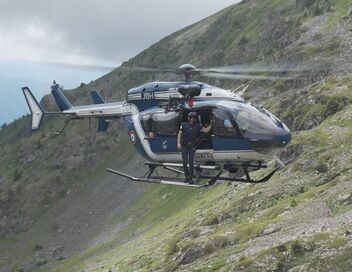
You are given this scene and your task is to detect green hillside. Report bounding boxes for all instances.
[1,0,352,271]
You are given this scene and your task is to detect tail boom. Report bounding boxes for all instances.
[22,83,133,132]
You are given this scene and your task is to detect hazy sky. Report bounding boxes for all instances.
[0,0,239,67]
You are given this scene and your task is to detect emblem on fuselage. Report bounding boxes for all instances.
[162,140,168,150]
[130,131,137,144]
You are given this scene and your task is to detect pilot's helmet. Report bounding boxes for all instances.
[188,111,198,119]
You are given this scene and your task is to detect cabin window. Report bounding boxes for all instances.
[141,110,179,136]
[212,108,240,138]
[141,114,153,135]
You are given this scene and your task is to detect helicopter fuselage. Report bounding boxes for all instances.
[22,79,292,185]
[122,81,291,164]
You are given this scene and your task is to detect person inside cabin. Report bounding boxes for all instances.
[148,131,156,139]
[177,111,212,184]
[236,111,250,133]
[142,114,156,139]
[224,118,235,132]
[197,122,212,149]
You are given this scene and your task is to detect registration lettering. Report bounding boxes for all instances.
[142,91,155,100]
[195,152,214,160]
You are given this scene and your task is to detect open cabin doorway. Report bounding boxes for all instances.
[181,108,213,150]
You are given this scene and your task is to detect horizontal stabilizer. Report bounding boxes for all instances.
[51,83,72,111]
[22,87,45,131]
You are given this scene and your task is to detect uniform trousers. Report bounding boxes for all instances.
[181,143,196,181]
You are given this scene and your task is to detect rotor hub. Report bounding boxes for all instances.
[176,64,200,80]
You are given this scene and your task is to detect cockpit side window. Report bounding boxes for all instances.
[212,108,241,138]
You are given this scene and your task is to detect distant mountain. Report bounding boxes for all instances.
[0,0,351,271]
[0,76,48,126]
[0,60,112,125]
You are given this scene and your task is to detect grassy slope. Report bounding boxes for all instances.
[1,0,352,271]
[46,76,352,272]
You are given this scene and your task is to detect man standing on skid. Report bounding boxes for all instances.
[177,111,212,184]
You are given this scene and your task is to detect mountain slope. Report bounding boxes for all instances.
[48,78,352,272]
[1,0,352,271]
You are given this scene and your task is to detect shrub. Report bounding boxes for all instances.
[238,35,249,45]
[315,161,328,173]
[204,243,216,255]
[277,244,287,252]
[324,96,349,117]
[212,236,229,248]
[35,260,47,267]
[312,33,323,41]
[34,244,44,251]
[166,237,180,256]
[13,169,23,181]
[290,199,298,207]
[203,214,219,226]
[290,240,305,256]
[273,81,287,93]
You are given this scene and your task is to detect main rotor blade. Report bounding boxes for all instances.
[116,60,332,81]
[204,62,332,74]
[200,72,289,81]
[118,66,174,73]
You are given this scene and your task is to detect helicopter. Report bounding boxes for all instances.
[22,64,292,188]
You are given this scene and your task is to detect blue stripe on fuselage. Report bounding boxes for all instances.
[212,138,252,151]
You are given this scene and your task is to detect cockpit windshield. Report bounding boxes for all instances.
[219,101,287,139]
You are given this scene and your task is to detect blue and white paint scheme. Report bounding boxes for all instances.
[22,79,291,167]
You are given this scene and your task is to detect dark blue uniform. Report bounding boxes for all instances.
[180,122,202,182]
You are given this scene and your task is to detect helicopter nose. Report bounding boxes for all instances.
[273,132,292,147]
[248,131,292,154]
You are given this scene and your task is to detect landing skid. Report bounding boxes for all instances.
[107,168,211,188]
[107,161,278,188]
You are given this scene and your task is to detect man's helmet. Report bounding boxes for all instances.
[188,111,198,119]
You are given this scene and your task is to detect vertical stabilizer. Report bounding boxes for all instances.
[90,90,110,132]
[90,90,105,104]
[51,82,72,111]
